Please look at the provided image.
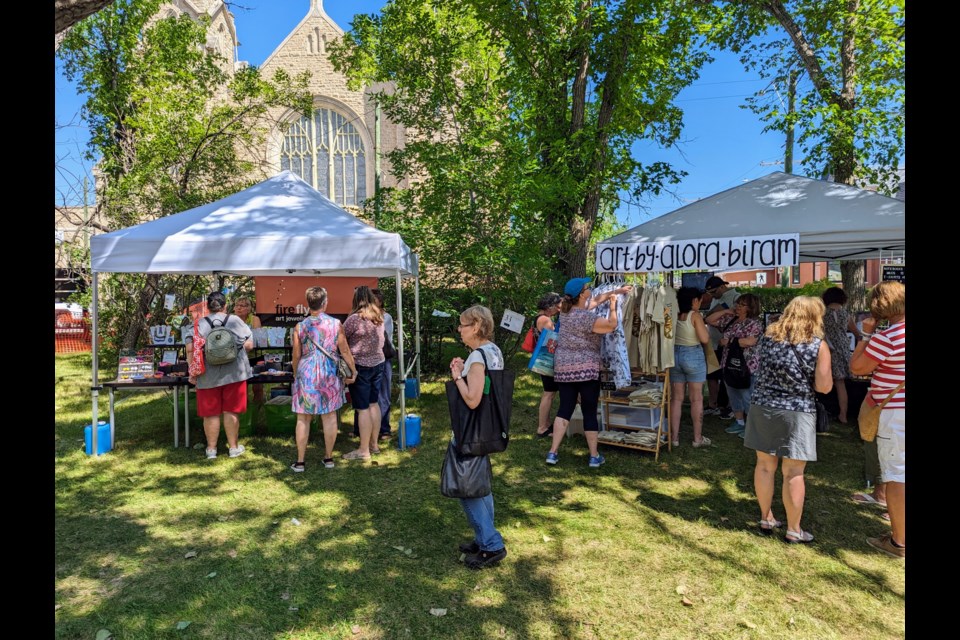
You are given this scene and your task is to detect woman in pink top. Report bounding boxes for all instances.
[342,286,386,461]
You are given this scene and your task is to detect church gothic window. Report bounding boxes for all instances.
[281,108,367,207]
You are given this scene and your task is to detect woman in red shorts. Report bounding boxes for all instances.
[186,291,254,460]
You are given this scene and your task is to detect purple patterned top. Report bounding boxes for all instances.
[553,309,601,383]
[344,314,385,368]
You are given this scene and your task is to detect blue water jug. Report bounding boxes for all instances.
[84,421,112,455]
[399,414,421,448]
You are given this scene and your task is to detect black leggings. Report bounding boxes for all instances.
[556,379,601,431]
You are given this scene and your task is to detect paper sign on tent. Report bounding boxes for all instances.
[500,309,524,333]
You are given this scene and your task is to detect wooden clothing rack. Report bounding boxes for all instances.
[597,368,671,461]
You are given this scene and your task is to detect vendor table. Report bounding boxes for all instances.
[102,377,193,449]
[103,373,303,450]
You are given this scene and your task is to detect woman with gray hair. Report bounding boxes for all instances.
[448,305,507,570]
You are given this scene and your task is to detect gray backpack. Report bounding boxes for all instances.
[203,314,240,365]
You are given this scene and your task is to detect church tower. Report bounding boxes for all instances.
[257,0,407,210]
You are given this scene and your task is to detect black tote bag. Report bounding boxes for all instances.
[439,441,492,499]
[722,338,752,390]
[445,348,515,456]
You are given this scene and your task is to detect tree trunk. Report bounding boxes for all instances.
[55,0,116,34]
[840,260,867,311]
[567,216,591,278]
[121,273,160,349]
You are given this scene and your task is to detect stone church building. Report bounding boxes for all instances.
[166,0,409,207]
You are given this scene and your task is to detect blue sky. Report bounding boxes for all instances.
[55,0,787,227]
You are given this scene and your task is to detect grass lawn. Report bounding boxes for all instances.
[55,351,904,639]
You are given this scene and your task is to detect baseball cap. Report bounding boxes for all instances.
[563,277,593,297]
[704,276,729,291]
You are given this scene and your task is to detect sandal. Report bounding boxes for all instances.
[343,450,371,461]
[851,492,887,508]
[784,529,814,544]
[370,446,381,455]
[323,458,335,469]
[758,518,784,535]
[536,427,554,438]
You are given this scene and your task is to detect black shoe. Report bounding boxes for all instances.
[464,547,507,569]
[458,540,480,554]
[536,427,554,438]
[718,408,735,420]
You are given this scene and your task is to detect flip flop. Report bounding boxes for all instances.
[851,492,887,508]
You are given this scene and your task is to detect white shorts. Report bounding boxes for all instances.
[876,408,905,484]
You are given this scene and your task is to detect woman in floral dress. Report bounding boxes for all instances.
[289,287,356,471]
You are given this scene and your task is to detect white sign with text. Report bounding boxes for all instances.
[595,234,800,273]
[500,309,525,334]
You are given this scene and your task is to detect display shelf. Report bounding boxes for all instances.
[598,370,671,461]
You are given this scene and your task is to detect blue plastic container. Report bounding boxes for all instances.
[84,421,112,455]
[404,378,420,399]
[399,414,422,448]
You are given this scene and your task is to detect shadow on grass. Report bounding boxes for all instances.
[56,353,903,639]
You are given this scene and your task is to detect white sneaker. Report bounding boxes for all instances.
[228,445,246,458]
[692,436,712,448]
[205,448,217,459]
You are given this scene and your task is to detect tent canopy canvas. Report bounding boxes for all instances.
[91,171,418,278]
[87,171,423,452]
[601,172,904,263]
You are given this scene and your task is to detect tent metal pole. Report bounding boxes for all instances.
[90,271,102,457]
[414,272,421,384]
[395,269,406,449]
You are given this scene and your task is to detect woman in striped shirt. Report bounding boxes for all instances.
[851,281,905,559]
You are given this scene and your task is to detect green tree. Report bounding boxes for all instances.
[705,0,904,308]
[333,0,563,351]
[57,0,312,360]
[332,0,712,287]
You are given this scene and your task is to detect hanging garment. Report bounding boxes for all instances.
[590,281,632,389]
[659,285,678,370]
[624,284,642,369]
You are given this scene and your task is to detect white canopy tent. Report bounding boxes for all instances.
[599,172,905,266]
[89,171,422,453]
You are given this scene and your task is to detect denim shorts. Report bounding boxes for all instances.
[349,362,384,410]
[670,345,706,384]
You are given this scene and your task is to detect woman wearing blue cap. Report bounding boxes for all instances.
[545,277,630,467]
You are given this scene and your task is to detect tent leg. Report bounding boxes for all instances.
[90,271,102,457]
[415,274,421,385]
[395,269,406,450]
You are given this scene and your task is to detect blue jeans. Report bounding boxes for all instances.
[459,493,504,552]
[726,375,755,414]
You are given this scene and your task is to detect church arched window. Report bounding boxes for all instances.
[280,108,366,207]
